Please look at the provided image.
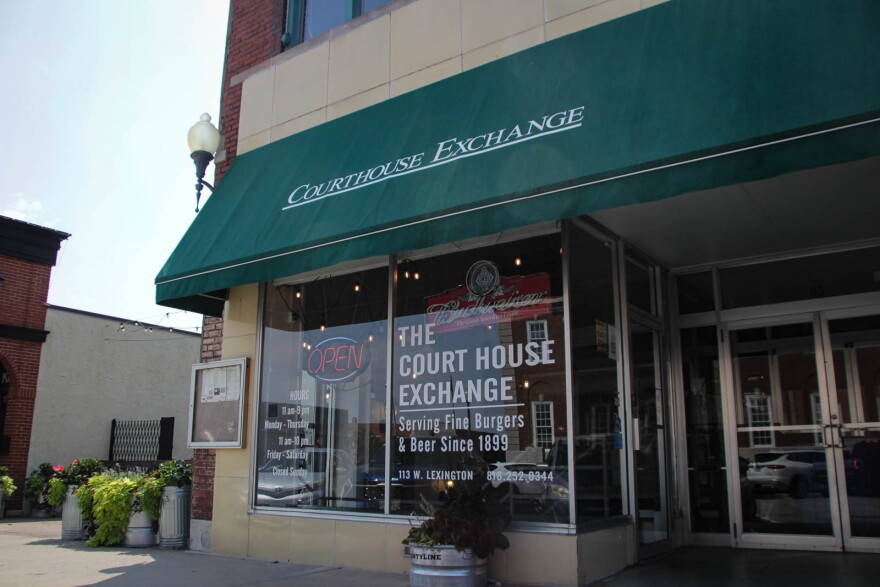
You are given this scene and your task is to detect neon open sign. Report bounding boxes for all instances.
[306,337,369,383]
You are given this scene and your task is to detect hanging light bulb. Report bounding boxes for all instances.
[404,269,410,279]
[354,282,360,292]
[368,334,374,342]
[515,257,522,266]
[295,289,302,299]
[413,271,420,280]
[320,323,326,331]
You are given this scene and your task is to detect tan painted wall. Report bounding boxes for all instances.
[236,0,668,155]
[28,307,199,472]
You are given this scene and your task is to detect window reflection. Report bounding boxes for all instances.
[256,269,388,511]
[392,235,567,522]
[568,227,625,523]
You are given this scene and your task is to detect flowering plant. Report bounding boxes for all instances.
[25,463,57,512]
[46,458,105,506]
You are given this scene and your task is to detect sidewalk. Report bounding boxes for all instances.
[0,518,410,587]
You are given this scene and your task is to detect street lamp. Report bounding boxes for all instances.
[187,113,221,212]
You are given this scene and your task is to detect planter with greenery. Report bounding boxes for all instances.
[0,466,17,518]
[25,463,58,517]
[75,471,162,547]
[156,459,193,549]
[403,462,510,587]
[45,458,105,540]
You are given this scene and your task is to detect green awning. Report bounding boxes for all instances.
[157,0,880,315]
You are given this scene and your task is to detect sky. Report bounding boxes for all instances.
[0,0,230,333]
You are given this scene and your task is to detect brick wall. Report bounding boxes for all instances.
[193,0,285,521]
[0,256,51,330]
[192,316,224,520]
[0,255,54,511]
[215,0,285,179]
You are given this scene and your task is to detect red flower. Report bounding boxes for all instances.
[53,465,65,473]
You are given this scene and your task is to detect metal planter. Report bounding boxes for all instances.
[408,545,487,587]
[124,509,155,547]
[61,485,85,540]
[159,485,190,549]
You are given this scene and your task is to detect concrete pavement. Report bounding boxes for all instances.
[4,517,880,586]
[0,518,410,587]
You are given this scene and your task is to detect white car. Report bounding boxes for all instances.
[488,462,552,496]
[746,450,825,499]
[256,449,355,507]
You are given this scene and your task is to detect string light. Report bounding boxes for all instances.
[514,257,522,266]
[354,282,361,292]
[413,271,420,280]
[295,289,302,299]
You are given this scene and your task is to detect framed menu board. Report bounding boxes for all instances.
[187,358,247,448]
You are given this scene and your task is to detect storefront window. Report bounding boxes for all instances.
[255,268,388,511]
[391,234,567,522]
[568,227,625,523]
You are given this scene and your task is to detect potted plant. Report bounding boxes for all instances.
[46,458,105,540]
[0,466,17,518]
[75,471,161,547]
[25,463,58,517]
[155,459,193,549]
[403,458,510,587]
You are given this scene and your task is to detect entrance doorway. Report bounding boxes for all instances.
[726,310,880,551]
[631,315,673,559]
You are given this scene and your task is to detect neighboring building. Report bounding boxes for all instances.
[158,1,880,584]
[26,307,199,482]
[0,215,69,511]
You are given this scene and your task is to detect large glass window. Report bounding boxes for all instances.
[254,230,614,525]
[284,0,394,48]
[391,234,567,522]
[568,226,625,523]
[255,268,388,512]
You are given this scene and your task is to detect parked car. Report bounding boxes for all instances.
[488,462,550,496]
[746,450,825,499]
[256,448,355,507]
[814,441,880,497]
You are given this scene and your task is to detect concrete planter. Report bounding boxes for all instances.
[61,485,85,540]
[159,485,190,549]
[408,545,487,587]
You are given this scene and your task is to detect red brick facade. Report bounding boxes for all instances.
[192,0,285,521]
[192,316,224,520]
[0,226,66,511]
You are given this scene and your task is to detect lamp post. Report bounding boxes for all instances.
[187,113,221,212]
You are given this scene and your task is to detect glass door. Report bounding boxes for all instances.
[821,312,880,552]
[631,318,672,557]
[727,319,841,548]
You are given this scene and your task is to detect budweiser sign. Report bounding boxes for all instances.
[426,262,551,333]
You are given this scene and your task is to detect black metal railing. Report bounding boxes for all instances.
[109,417,174,462]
